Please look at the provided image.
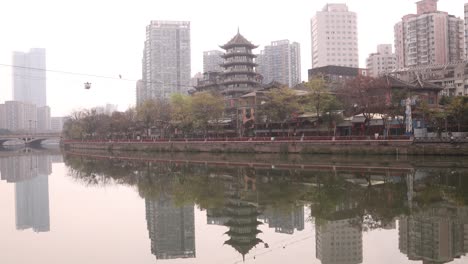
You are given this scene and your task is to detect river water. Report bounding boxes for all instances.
[0,148,467,264]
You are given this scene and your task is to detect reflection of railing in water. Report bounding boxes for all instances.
[63,135,413,143]
[64,151,414,174]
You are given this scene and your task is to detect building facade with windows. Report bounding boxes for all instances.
[366,44,397,78]
[141,21,191,102]
[257,40,301,87]
[203,50,224,73]
[13,48,47,107]
[394,0,464,69]
[311,4,359,68]
[0,101,37,132]
[465,3,468,59]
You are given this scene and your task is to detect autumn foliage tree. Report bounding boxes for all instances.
[338,76,390,135]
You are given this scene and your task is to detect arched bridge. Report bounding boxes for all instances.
[0,133,62,147]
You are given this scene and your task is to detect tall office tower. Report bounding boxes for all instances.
[141,21,191,101]
[257,40,301,87]
[12,48,46,107]
[394,0,464,69]
[366,44,397,77]
[145,194,195,260]
[203,50,224,73]
[465,3,468,59]
[311,4,359,68]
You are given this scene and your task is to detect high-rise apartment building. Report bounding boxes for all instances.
[0,101,37,132]
[203,50,224,73]
[366,44,397,77]
[394,0,464,69]
[257,40,301,87]
[311,4,359,68]
[465,3,468,59]
[12,48,46,107]
[141,21,191,103]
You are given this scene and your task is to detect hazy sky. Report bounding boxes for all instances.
[0,0,466,116]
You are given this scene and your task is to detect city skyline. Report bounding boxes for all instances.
[0,0,466,116]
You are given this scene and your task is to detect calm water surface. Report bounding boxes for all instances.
[0,148,467,264]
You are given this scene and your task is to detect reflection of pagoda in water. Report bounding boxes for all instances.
[224,197,263,259]
[145,194,195,260]
[205,169,263,259]
[260,205,304,234]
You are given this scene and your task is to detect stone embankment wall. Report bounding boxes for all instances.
[62,140,468,156]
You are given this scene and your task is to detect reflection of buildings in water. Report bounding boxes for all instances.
[207,208,229,226]
[400,169,468,263]
[314,201,363,264]
[15,174,50,232]
[145,195,195,260]
[259,205,304,234]
[0,154,57,233]
[0,155,39,183]
[399,204,468,263]
[315,218,363,264]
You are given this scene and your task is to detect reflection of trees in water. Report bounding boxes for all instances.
[64,153,468,260]
[64,153,468,226]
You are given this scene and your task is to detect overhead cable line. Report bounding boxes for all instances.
[0,63,194,88]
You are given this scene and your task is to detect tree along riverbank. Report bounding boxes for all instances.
[61,138,468,156]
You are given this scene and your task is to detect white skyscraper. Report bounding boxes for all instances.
[257,40,301,87]
[12,48,46,107]
[140,21,191,104]
[311,4,359,68]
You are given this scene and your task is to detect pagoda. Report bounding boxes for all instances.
[219,30,263,98]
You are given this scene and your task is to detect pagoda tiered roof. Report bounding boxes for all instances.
[220,31,258,50]
[221,52,257,59]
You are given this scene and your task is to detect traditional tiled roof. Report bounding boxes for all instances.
[411,79,444,91]
[382,75,414,89]
[220,30,258,49]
